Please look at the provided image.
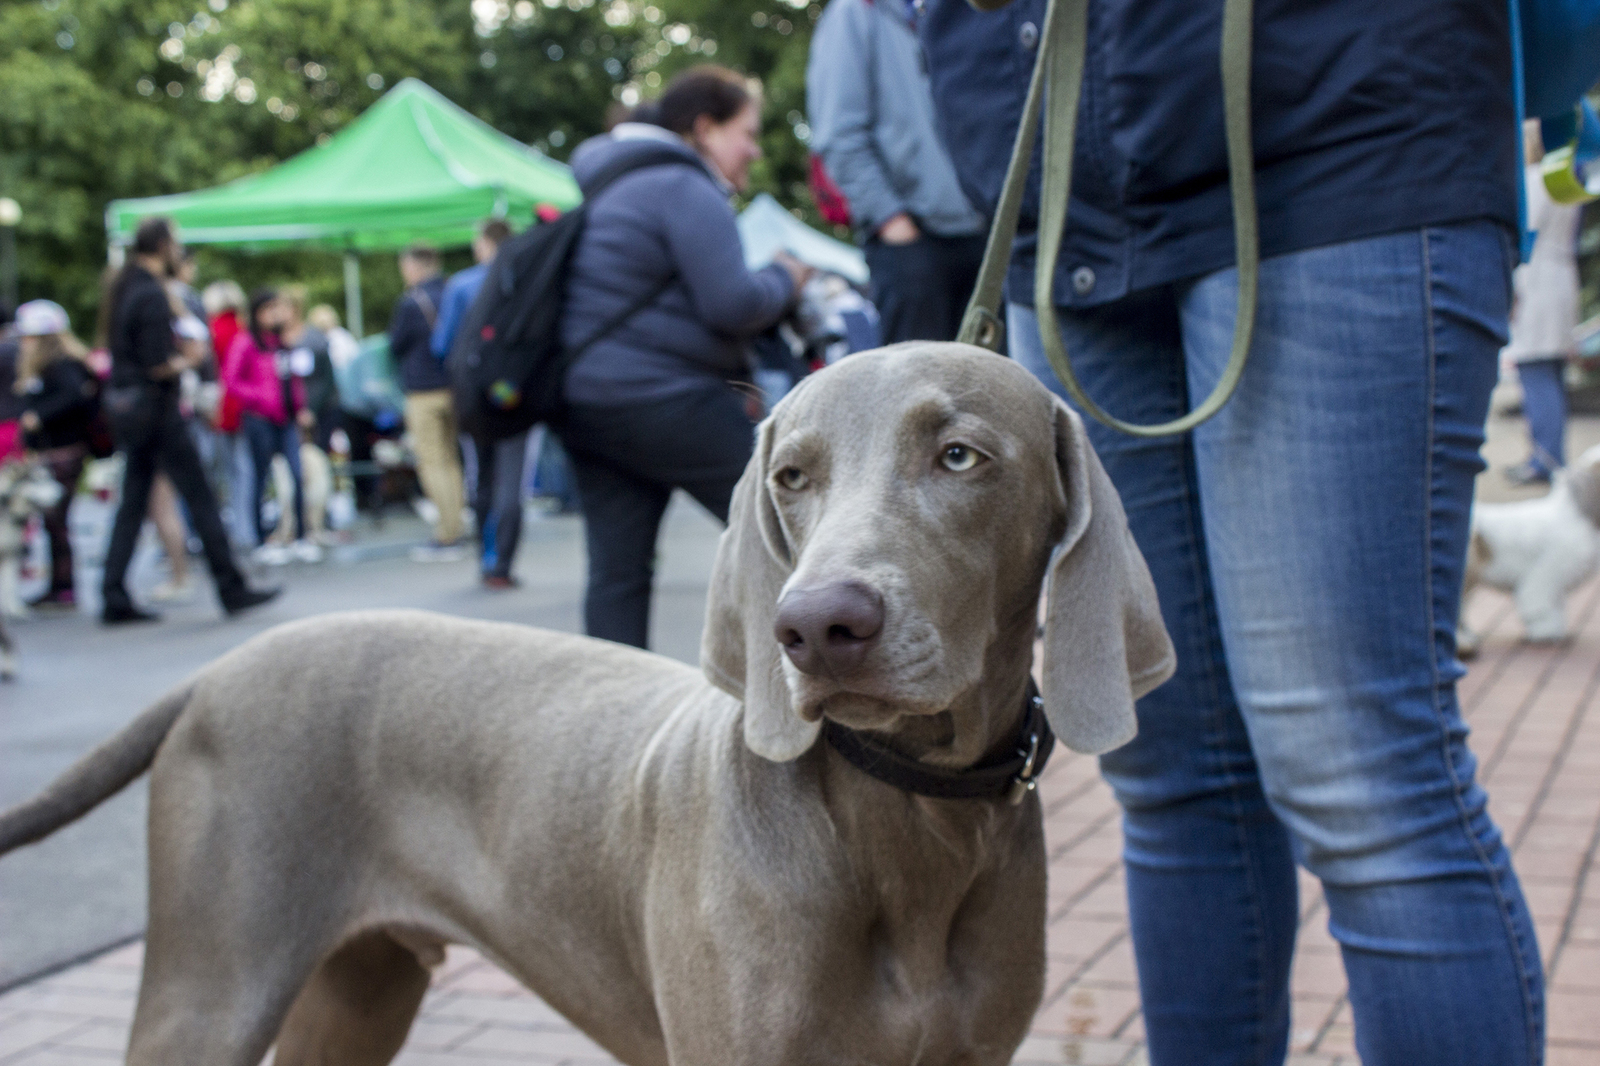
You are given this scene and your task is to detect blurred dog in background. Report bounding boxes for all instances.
[0,459,66,679]
[267,442,333,552]
[1461,443,1600,654]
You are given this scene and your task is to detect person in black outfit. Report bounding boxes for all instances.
[99,217,278,624]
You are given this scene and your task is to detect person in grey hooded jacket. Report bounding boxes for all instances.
[560,65,812,650]
[806,0,987,344]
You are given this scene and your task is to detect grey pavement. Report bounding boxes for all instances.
[0,493,723,988]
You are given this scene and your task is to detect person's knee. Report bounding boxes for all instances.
[1256,739,1497,888]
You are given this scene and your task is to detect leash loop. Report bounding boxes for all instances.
[959,0,1259,438]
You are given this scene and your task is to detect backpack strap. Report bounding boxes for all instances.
[567,140,706,356]
[957,0,1258,439]
[571,273,677,358]
[410,285,439,329]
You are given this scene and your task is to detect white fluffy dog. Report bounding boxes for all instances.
[1462,443,1600,651]
[0,459,66,680]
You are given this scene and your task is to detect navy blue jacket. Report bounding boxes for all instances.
[561,124,794,406]
[921,0,1518,308]
[390,275,449,393]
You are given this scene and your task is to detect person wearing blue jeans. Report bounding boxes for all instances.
[1515,358,1568,477]
[242,412,304,546]
[921,0,1543,1061]
[1007,221,1542,1064]
[1503,139,1582,486]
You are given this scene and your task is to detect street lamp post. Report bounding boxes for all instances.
[0,198,19,314]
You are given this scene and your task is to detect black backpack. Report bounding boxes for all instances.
[448,145,695,439]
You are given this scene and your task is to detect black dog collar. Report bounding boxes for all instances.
[820,683,1054,804]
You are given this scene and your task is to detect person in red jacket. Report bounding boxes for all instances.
[203,281,247,390]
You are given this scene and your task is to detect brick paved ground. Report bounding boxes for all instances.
[1,573,1596,1065]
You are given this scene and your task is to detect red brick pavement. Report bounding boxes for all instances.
[1,579,1596,1065]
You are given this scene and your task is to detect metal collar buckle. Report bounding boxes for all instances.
[1007,695,1045,805]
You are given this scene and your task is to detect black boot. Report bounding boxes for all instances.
[220,585,282,617]
[102,596,160,625]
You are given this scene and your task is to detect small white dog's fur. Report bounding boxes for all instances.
[267,442,332,545]
[1462,443,1600,651]
[0,460,67,680]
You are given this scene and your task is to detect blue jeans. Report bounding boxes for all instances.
[1516,357,1567,473]
[1010,220,1543,1066]
[475,430,529,579]
[242,414,304,545]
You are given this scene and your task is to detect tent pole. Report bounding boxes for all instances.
[343,251,364,337]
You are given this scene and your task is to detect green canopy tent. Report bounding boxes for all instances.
[105,78,580,334]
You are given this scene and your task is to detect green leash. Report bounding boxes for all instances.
[957,0,1259,438]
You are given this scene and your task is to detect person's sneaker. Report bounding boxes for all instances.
[410,541,467,563]
[103,601,160,625]
[253,543,292,566]
[148,577,193,602]
[482,574,520,590]
[290,540,324,564]
[221,586,282,617]
[1505,460,1553,486]
[26,588,75,610]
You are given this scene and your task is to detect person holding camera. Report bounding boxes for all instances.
[560,66,812,649]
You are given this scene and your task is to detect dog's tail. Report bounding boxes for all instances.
[0,682,191,855]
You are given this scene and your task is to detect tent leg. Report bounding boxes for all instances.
[343,252,364,338]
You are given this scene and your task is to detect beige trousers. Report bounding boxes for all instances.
[404,389,465,544]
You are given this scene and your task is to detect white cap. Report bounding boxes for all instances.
[15,300,70,337]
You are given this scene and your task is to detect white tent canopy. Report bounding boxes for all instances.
[737,194,869,285]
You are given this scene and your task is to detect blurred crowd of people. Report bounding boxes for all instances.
[0,217,375,619]
[0,64,873,630]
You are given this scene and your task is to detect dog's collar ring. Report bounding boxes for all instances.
[1006,699,1045,805]
[821,683,1056,803]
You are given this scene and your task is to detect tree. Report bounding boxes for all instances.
[1,0,835,335]
[2,0,219,331]
[647,1,822,218]
[1,0,472,329]
[433,0,646,158]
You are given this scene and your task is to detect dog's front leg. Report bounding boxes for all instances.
[1515,563,1571,642]
[0,554,24,619]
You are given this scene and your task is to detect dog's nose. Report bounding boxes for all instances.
[774,582,885,676]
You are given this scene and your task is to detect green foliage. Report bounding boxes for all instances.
[1,0,834,336]
[1,0,471,332]
[439,0,647,157]
[627,0,826,225]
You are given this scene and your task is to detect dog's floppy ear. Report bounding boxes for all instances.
[1042,399,1176,754]
[701,418,821,761]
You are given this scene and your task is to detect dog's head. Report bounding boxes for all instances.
[1567,443,1600,529]
[703,344,1174,763]
[0,461,63,521]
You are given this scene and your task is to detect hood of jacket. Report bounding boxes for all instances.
[570,123,726,198]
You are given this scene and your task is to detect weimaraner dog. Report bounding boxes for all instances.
[0,343,1173,1066]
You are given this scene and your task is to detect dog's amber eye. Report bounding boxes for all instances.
[775,467,809,491]
[940,445,982,472]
